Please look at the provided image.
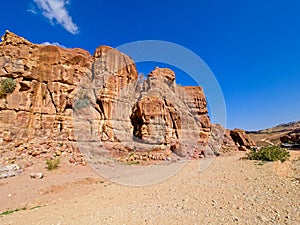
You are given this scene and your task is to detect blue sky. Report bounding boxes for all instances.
[0,0,299,130]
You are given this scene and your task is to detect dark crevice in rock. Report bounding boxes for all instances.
[24,65,29,71]
[88,88,103,118]
[171,115,179,139]
[93,103,103,118]
[19,82,31,92]
[22,77,34,82]
[2,67,8,74]
[46,83,57,114]
[91,63,95,80]
[66,89,74,94]
[64,103,72,111]
[59,122,63,132]
[95,92,105,118]
[130,104,143,139]
[2,73,14,79]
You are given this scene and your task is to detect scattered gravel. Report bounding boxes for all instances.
[0,152,299,225]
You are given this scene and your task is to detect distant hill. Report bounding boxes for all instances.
[247,121,300,146]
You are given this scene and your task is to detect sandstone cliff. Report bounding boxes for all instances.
[0,31,252,165]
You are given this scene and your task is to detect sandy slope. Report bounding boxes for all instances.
[248,121,300,146]
[0,151,299,225]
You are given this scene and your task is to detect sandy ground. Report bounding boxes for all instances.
[0,151,299,225]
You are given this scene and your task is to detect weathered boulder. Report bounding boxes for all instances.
[280,128,300,144]
[230,128,256,149]
[30,172,43,179]
[0,163,20,179]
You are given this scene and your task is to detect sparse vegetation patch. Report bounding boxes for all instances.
[0,78,16,97]
[46,158,60,170]
[246,146,290,162]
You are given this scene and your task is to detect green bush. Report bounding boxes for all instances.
[46,158,60,170]
[0,78,16,97]
[246,146,290,162]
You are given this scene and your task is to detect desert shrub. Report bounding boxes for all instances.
[246,146,290,162]
[46,158,60,170]
[0,78,16,97]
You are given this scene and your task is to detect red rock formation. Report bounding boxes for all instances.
[180,86,210,144]
[148,67,175,82]
[0,31,93,144]
[0,31,93,165]
[230,128,256,149]
[91,45,138,142]
[0,31,215,164]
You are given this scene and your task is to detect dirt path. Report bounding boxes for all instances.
[0,152,299,225]
[260,138,275,146]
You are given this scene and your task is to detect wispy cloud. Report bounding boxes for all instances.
[32,0,79,35]
[27,5,38,15]
[41,41,66,48]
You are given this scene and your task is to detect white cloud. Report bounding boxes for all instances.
[41,41,66,48]
[33,0,79,34]
[27,6,38,15]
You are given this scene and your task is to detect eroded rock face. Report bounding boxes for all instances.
[129,67,211,158]
[0,31,93,143]
[208,124,238,154]
[230,128,256,149]
[0,31,213,164]
[208,125,256,154]
[0,31,95,165]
